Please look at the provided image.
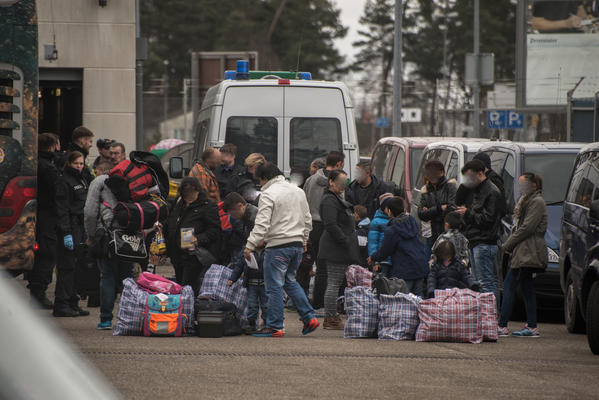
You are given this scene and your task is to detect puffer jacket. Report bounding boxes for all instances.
[318,189,361,265]
[427,258,476,296]
[368,209,391,264]
[370,214,428,280]
[303,168,330,223]
[417,176,457,242]
[503,192,548,271]
[83,174,118,241]
[461,178,503,248]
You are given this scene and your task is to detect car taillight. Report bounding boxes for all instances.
[278,79,290,85]
[0,176,36,233]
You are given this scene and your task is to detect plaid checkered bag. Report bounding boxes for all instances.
[416,288,482,343]
[198,264,249,326]
[434,288,497,342]
[378,293,421,340]
[344,286,379,338]
[346,265,373,288]
[114,278,194,336]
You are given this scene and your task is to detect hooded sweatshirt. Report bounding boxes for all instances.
[370,214,428,280]
[303,168,330,223]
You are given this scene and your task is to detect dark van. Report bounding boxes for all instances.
[560,143,599,354]
[480,142,583,312]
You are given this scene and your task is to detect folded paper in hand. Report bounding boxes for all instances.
[246,253,259,270]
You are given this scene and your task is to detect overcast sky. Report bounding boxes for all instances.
[333,0,368,62]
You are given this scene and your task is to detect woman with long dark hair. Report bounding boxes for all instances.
[498,173,547,338]
[54,151,90,317]
[163,177,221,295]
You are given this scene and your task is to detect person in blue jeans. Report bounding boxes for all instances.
[97,258,132,326]
[229,249,268,333]
[368,197,428,297]
[456,159,503,299]
[244,163,319,337]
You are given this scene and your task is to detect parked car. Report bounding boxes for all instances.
[409,139,491,219]
[479,142,584,312]
[370,137,462,207]
[560,143,599,354]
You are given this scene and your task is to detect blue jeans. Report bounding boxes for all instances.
[499,268,537,328]
[247,284,268,326]
[264,246,315,330]
[405,278,424,297]
[98,257,132,322]
[470,244,498,298]
[380,262,392,278]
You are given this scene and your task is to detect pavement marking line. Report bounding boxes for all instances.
[80,350,599,366]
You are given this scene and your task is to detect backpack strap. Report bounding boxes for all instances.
[135,202,144,231]
[123,162,135,176]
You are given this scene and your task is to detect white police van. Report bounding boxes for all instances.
[182,61,360,184]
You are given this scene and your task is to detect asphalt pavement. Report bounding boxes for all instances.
[22,267,599,400]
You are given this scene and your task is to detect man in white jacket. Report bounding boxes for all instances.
[245,162,319,337]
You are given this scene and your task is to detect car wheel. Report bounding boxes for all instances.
[565,271,586,334]
[587,281,599,355]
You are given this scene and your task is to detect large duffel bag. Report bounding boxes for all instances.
[106,159,154,202]
[198,265,249,328]
[378,293,421,341]
[346,265,372,288]
[194,297,242,337]
[114,278,194,336]
[113,196,169,232]
[372,274,409,296]
[344,286,379,339]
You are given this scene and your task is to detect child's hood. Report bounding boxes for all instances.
[389,214,419,239]
[373,209,390,222]
[358,217,371,228]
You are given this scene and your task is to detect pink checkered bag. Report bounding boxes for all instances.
[434,288,498,342]
[416,288,482,343]
[345,265,373,288]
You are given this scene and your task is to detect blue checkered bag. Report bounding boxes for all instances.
[114,278,194,336]
[378,293,421,340]
[198,264,248,326]
[344,286,379,338]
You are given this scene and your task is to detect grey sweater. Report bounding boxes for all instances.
[84,174,118,241]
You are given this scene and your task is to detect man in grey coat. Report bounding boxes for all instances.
[84,160,132,330]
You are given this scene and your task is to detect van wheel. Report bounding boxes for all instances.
[587,281,599,355]
[565,271,586,334]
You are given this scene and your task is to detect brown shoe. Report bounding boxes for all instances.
[323,316,344,330]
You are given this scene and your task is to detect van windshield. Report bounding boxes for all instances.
[226,117,278,163]
[290,118,342,178]
[523,153,578,204]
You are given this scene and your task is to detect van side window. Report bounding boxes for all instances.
[391,149,405,189]
[446,151,459,181]
[575,176,594,208]
[371,144,396,181]
[226,117,278,164]
[193,119,209,163]
[290,118,341,177]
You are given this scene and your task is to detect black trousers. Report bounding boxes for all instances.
[174,256,209,297]
[310,221,327,309]
[54,221,83,310]
[27,215,57,296]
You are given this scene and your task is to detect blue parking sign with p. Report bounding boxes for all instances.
[487,110,523,129]
[507,111,523,129]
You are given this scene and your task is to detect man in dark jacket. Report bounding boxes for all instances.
[456,159,503,298]
[26,133,60,308]
[417,159,457,244]
[457,152,507,216]
[303,151,345,310]
[215,143,247,199]
[222,192,259,261]
[368,197,428,297]
[346,160,395,220]
[57,126,95,185]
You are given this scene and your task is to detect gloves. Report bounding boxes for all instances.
[63,235,74,251]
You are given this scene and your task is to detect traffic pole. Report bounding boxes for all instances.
[392,0,402,137]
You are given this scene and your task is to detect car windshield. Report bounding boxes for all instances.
[410,148,423,188]
[523,153,578,204]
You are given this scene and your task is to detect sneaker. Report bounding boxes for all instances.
[97,321,112,330]
[71,305,90,317]
[53,308,79,317]
[302,317,320,335]
[512,325,540,338]
[244,324,258,335]
[497,326,510,337]
[323,316,344,330]
[252,327,284,338]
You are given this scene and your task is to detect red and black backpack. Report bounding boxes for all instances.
[106,160,154,202]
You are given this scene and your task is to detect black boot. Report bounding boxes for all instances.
[53,307,79,317]
[30,292,53,310]
[71,304,90,317]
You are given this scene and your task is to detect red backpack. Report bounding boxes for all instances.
[107,160,154,202]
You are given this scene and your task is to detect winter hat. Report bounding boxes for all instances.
[378,192,394,209]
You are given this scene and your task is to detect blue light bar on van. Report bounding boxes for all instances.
[236,60,250,80]
[298,72,312,80]
[224,71,236,80]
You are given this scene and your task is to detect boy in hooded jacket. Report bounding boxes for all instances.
[368,197,428,297]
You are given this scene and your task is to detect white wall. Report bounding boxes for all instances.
[37,0,136,158]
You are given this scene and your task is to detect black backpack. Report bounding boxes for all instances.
[372,274,409,296]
